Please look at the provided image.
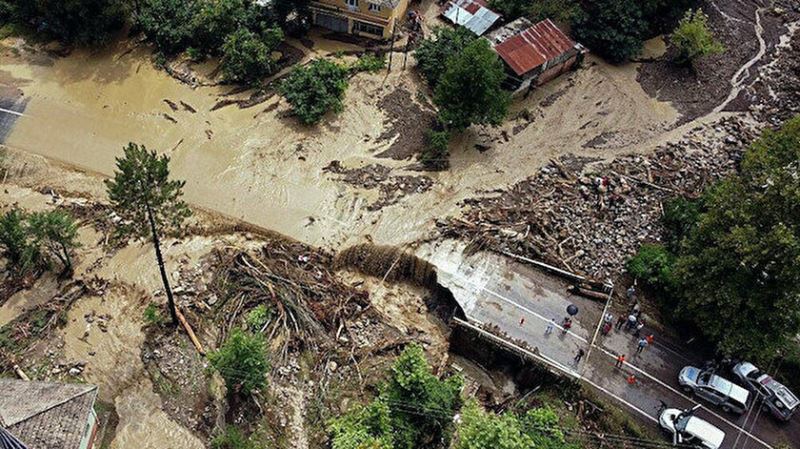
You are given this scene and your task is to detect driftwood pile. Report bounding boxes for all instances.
[210,241,369,359]
[438,117,759,281]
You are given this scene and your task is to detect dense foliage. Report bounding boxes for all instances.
[669,9,723,66]
[329,344,463,449]
[211,425,261,449]
[209,328,270,396]
[0,209,79,277]
[279,59,349,125]
[455,403,579,449]
[434,39,510,131]
[489,0,580,23]
[221,27,283,83]
[137,0,201,54]
[626,244,674,290]
[421,129,451,171]
[2,0,127,44]
[632,117,800,360]
[414,27,475,88]
[573,0,648,63]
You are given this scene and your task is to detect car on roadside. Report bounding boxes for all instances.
[731,361,799,421]
[659,407,726,449]
[678,366,751,414]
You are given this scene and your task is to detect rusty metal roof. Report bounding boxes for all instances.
[492,19,577,77]
[441,0,500,36]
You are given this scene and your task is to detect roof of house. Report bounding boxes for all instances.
[0,380,97,449]
[488,18,579,76]
[441,0,500,36]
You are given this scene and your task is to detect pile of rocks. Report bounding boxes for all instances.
[438,117,759,281]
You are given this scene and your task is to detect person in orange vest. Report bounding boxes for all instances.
[627,374,637,386]
[615,354,626,368]
[646,334,654,345]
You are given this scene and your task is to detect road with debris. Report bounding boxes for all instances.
[420,240,800,449]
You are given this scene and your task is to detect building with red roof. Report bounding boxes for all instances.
[486,18,586,94]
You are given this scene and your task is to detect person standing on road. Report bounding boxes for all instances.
[636,337,648,353]
[615,315,626,330]
[634,319,645,337]
[646,334,654,346]
[545,318,555,335]
[561,317,572,335]
[574,348,585,364]
[627,374,637,386]
[615,354,626,368]
[626,285,636,301]
[520,317,525,326]
[626,313,637,330]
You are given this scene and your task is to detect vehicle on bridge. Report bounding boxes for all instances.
[659,405,726,449]
[678,366,751,414]
[732,361,799,422]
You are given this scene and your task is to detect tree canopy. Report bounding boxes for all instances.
[433,39,510,131]
[279,59,349,125]
[414,26,475,88]
[9,0,127,44]
[221,27,283,84]
[573,0,648,63]
[632,116,800,360]
[28,210,80,276]
[329,344,463,449]
[137,0,201,54]
[454,403,579,449]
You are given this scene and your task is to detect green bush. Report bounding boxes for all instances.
[0,209,41,276]
[211,426,261,449]
[626,244,674,289]
[208,328,270,396]
[528,0,582,23]
[245,304,271,331]
[221,27,283,84]
[191,0,262,53]
[143,303,165,327]
[15,0,128,45]
[421,129,450,171]
[349,53,386,74]
[669,9,724,66]
[662,196,701,251]
[329,400,393,449]
[279,59,349,125]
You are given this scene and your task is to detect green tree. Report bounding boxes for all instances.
[434,39,510,131]
[528,0,582,23]
[270,0,310,33]
[573,0,648,63]
[414,26,475,88]
[19,0,128,45]
[667,116,800,359]
[383,344,463,449]
[421,128,450,171]
[209,328,270,396]
[455,403,533,449]
[279,59,349,125]
[137,0,200,54]
[192,0,262,53]
[0,209,40,275]
[487,0,529,21]
[105,143,192,326]
[221,27,283,84]
[669,9,724,66]
[28,210,80,277]
[626,244,674,290]
[211,425,261,449]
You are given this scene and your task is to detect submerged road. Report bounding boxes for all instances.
[419,241,800,449]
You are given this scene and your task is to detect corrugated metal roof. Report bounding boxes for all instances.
[492,19,577,77]
[441,0,500,36]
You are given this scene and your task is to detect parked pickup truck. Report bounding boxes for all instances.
[659,406,726,449]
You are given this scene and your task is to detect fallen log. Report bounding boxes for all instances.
[175,307,206,356]
[568,285,608,301]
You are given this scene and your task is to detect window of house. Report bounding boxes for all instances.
[345,0,358,8]
[368,2,381,12]
[353,20,384,36]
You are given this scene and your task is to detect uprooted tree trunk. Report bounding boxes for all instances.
[146,201,179,326]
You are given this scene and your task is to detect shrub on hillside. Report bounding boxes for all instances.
[279,59,349,125]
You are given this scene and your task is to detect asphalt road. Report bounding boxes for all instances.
[420,240,800,449]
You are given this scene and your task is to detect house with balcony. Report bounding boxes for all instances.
[310,0,409,39]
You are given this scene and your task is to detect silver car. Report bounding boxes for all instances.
[732,362,799,421]
[679,366,751,414]
[659,407,726,449]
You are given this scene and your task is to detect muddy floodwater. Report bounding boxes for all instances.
[0,35,679,251]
